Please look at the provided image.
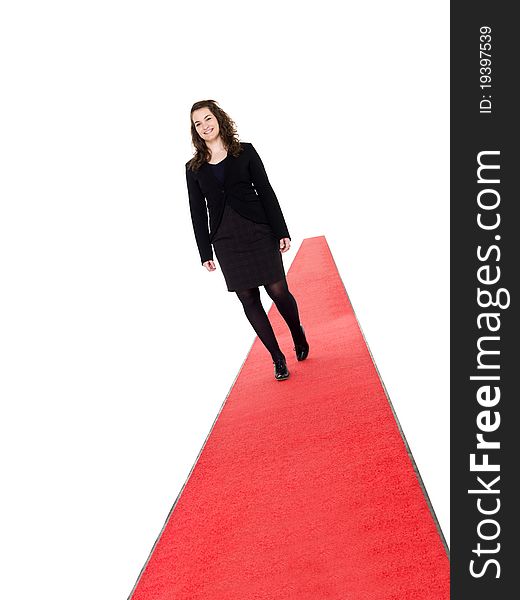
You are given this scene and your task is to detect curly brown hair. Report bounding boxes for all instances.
[187,99,243,171]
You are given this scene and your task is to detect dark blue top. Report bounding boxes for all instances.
[208,159,225,184]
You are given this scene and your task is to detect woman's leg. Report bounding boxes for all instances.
[235,287,285,361]
[264,278,305,344]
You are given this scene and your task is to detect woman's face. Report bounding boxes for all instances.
[192,107,220,144]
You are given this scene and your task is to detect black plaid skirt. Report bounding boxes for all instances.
[212,202,286,292]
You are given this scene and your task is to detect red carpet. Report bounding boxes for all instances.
[130,236,449,599]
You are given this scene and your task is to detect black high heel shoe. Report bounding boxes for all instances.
[273,356,290,381]
[293,325,309,361]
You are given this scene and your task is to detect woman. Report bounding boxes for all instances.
[185,99,309,380]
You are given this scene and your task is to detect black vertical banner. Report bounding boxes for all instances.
[451,3,518,599]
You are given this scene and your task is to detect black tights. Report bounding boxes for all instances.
[235,278,304,361]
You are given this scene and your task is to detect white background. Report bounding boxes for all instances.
[0,1,449,598]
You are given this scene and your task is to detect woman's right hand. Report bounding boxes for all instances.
[203,260,216,271]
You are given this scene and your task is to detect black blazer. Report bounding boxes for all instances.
[186,142,291,264]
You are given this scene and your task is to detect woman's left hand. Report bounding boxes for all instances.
[279,238,291,253]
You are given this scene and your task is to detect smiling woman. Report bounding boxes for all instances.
[185,99,310,381]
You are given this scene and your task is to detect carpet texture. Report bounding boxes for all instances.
[130,235,449,599]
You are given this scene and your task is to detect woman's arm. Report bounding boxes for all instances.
[186,163,213,265]
[248,144,291,241]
